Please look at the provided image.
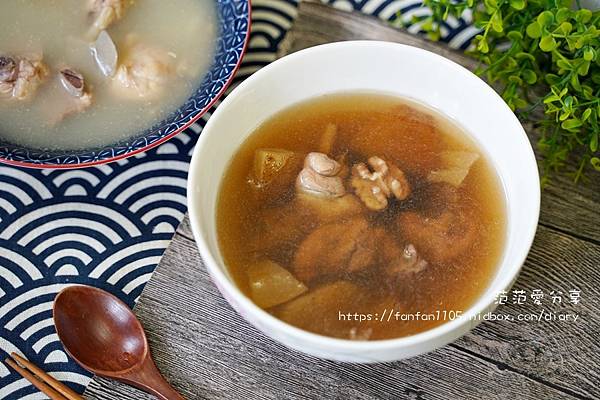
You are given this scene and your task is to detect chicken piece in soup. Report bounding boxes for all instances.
[217,93,506,340]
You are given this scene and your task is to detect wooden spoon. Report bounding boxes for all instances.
[53,285,184,400]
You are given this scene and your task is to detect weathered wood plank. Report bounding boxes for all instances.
[85,232,586,400]
[456,224,600,398]
[539,170,600,244]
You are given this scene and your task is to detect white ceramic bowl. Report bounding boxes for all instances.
[187,41,540,362]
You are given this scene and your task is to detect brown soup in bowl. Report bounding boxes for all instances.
[216,92,506,340]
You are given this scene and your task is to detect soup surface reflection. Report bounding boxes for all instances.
[217,93,506,340]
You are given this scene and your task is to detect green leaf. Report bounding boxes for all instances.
[507,31,523,41]
[422,19,434,31]
[591,131,598,152]
[563,96,573,108]
[561,118,583,130]
[515,52,535,61]
[509,75,523,84]
[477,37,489,53]
[582,108,593,122]
[578,60,591,76]
[558,22,572,35]
[560,87,568,97]
[506,57,518,69]
[581,85,594,100]
[565,36,578,52]
[526,21,542,38]
[484,0,498,11]
[570,73,582,91]
[510,0,526,9]
[491,11,503,32]
[591,157,600,171]
[522,69,537,84]
[555,8,570,23]
[506,31,523,42]
[427,30,441,41]
[537,11,554,27]
[557,0,571,8]
[556,59,572,70]
[513,97,528,109]
[544,94,561,103]
[583,48,595,62]
[545,73,560,84]
[539,34,557,52]
[577,9,592,23]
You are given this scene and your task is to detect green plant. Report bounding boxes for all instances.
[400,0,600,183]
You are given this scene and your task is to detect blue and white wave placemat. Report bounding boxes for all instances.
[0,1,478,398]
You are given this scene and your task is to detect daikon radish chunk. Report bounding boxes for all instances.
[247,260,307,309]
[92,30,118,77]
[252,148,295,187]
[428,151,480,187]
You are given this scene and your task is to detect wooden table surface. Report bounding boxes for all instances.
[85,2,600,399]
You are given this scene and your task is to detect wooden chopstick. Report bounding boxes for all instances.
[5,358,67,400]
[6,353,83,400]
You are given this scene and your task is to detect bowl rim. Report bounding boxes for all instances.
[0,1,252,170]
[188,40,541,355]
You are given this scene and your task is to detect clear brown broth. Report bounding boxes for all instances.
[217,93,506,340]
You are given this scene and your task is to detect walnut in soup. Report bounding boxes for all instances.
[217,93,507,340]
[0,0,216,150]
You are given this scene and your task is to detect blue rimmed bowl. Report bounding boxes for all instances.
[0,0,250,169]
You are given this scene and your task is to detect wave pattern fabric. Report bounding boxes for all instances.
[0,1,478,398]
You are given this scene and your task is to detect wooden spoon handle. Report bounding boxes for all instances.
[125,358,185,400]
[143,376,185,400]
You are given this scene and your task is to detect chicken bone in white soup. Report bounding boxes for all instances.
[0,54,48,100]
